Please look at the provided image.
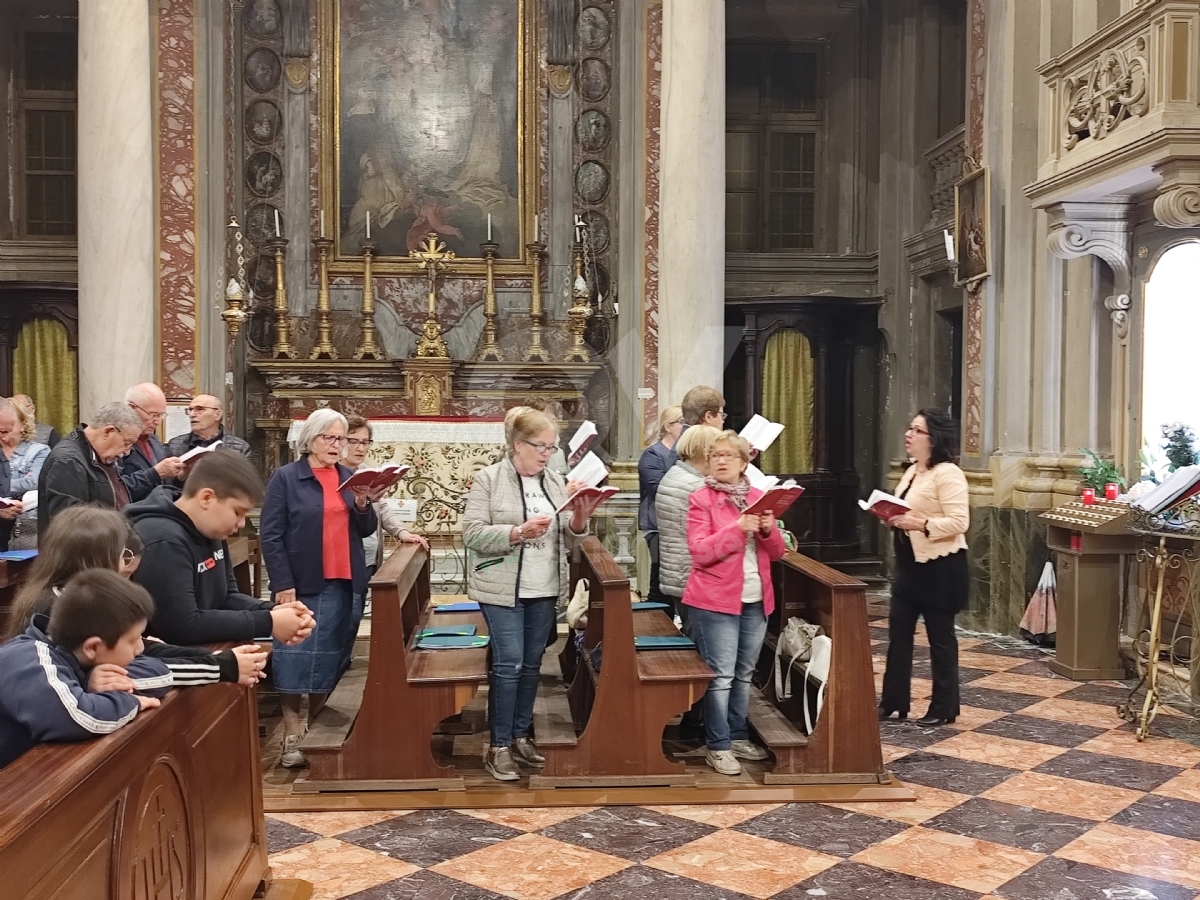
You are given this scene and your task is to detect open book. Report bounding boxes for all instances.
[178,440,222,463]
[747,463,780,492]
[859,489,912,522]
[740,414,786,454]
[555,484,620,514]
[1133,465,1200,514]
[568,420,598,465]
[744,483,804,517]
[566,451,608,489]
[337,463,411,493]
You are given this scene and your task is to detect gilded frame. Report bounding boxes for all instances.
[318,0,539,276]
[954,164,991,285]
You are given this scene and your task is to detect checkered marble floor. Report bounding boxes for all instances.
[265,602,1200,900]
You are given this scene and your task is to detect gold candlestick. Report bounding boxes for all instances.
[564,240,592,362]
[354,240,383,359]
[410,232,452,359]
[267,236,296,358]
[474,240,504,361]
[311,235,338,359]
[523,240,548,362]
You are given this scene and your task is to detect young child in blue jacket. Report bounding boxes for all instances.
[0,570,170,769]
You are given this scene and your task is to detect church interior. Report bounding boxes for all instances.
[1,0,1199,898]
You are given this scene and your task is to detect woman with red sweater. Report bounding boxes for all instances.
[683,431,786,776]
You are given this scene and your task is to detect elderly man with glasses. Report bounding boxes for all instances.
[165,394,252,462]
[38,402,144,530]
[119,383,185,501]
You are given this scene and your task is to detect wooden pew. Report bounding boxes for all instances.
[534,536,713,788]
[752,550,886,784]
[296,543,489,791]
[0,680,269,900]
[0,553,35,636]
[228,536,254,597]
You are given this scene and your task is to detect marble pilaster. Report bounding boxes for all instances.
[656,0,724,417]
[78,0,157,418]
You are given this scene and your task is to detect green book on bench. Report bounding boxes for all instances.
[634,635,695,650]
[419,624,478,637]
[416,634,490,649]
[631,601,671,611]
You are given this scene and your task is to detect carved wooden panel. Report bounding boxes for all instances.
[130,762,192,900]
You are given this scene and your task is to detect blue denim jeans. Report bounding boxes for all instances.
[688,603,768,751]
[479,596,557,747]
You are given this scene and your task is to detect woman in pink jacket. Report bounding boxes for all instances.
[683,431,787,776]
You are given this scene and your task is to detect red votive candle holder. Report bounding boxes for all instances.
[1081,488,1095,505]
[1070,532,1082,551]
[1105,483,1120,501]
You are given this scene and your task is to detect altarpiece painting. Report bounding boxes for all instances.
[321,0,538,272]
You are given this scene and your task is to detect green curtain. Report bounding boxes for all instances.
[12,317,77,437]
[760,328,815,474]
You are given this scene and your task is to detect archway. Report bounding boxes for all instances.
[1141,241,1200,475]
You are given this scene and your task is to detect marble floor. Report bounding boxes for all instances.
[264,601,1200,900]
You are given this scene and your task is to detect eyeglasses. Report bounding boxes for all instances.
[186,405,220,414]
[520,440,560,454]
[117,432,139,451]
[345,438,372,448]
[711,451,742,461]
[905,426,930,436]
[316,433,347,446]
[129,402,165,422]
[121,547,136,566]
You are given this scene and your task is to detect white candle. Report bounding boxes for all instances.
[274,208,281,237]
[320,210,326,238]
[487,213,492,241]
[533,214,539,242]
[366,211,371,240]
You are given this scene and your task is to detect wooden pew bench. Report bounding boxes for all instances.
[752,550,887,784]
[535,536,712,788]
[296,543,490,791]
[0,680,269,899]
[0,553,36,636]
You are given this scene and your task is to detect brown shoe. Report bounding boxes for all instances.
[512,736,545,767]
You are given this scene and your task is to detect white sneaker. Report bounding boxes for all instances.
[704,748,742,776]
[278,733,307,769]
[730,740,770,761]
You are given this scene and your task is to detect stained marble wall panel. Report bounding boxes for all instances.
[641,2,663,445]
[960,508,1050,637]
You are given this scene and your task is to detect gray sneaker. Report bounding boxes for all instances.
[278,733,307,769]
[730,739,770,761]
[512,736,545,767]
[485,745,521,782]
[704,748,742,776]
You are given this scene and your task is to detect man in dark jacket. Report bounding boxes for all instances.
[129,449,312,647]
[165,394,252,461]
[37,402,143,530]
[120,383,184,501]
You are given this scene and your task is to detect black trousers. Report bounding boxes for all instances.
[645,532,668,604]
[880,592,960,719]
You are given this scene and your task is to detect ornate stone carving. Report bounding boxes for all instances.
[1046,201,1134,337]
[547,64,572,96]
[1063,39,1148,149]
[1153,160,1200,228]
[924,125,965,227]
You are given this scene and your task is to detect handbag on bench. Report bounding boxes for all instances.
[774,617,824,700]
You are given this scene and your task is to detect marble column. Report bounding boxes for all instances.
[77,0,156,418]
[657,0,725,408]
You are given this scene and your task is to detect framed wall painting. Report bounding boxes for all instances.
[954,163,991,285]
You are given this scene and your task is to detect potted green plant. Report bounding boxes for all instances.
[1076,448,1125,491]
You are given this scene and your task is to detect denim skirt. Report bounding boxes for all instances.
[272,579,363,694]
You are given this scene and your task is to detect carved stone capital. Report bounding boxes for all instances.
[1045,201,1134,337]
[1153,160,1200,228]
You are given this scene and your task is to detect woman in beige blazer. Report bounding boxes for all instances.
[878,408,969,727]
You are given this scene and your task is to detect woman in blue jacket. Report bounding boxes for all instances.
[260,408,382,768]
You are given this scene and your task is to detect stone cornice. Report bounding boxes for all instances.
[725,253,879,299]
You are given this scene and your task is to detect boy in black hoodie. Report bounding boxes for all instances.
[129,450,313,647]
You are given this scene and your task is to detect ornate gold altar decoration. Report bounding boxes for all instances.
[474,240,504,361]
[267,235,297,358]
[564,228,592,363]
[523,238,548,362]
[410,233,453,359]
[354,240,382,359]
[311,236,338,359]
[221,217,249,336]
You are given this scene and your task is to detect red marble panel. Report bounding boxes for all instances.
[962,0,987,456]
[156,0,199,399]
[642,2,663,447]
